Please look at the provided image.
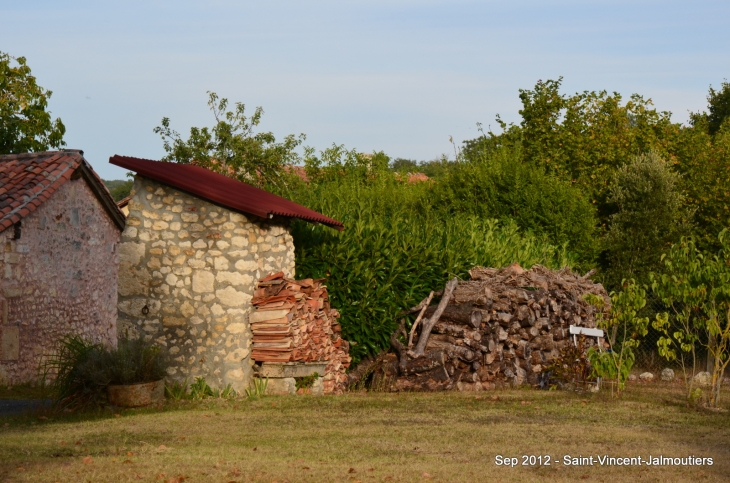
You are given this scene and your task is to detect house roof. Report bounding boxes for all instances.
[109,155,344,230]
[0,150,126,234]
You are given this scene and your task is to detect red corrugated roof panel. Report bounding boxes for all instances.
[109,155,344,230]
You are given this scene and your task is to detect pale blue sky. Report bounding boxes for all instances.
[2,0,728,180]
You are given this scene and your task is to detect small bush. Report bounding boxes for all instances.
[41,335,166,410]
[103,336,167,385]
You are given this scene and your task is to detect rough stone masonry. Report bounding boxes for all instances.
[117,175,296,391]
[0,178,120,385]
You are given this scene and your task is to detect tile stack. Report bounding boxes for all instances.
[250,272,351,394]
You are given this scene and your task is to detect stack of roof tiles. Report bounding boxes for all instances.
[250,272,351,394]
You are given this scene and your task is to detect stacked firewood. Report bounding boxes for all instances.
[250,272,351,394]
[379,263,610,392]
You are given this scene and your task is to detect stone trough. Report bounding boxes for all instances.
[253,362,328,395]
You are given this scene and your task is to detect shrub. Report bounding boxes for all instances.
[602,151,693,286]
[41,335,166,410]
[431,146,599,264]
[291,175,572,362]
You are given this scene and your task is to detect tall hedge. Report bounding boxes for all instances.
[290,176,572,361]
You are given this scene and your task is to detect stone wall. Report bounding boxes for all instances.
[0,179,121,385]
[117,175,295,391]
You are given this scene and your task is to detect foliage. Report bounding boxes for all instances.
[588,348,634,393]
[290,164,572,362]
[464,78,679,200]
[103,179,134,201]
[650,232,730,407]
[40,335,108,411]
[602,152,693,285]
[102,336,167,385]
[672,119,730,253]
[544,336,596,390]
[165,379,189,401]
[154,91,304,190]
[691,80,730,136]
[433,143,599,263]
[245,377,268,398]
[168,377,236,400]
[0,51,66,154]
[390,156,453,179]
[587,280,649,396]
[459,78,730,290]
[40,335,165,410]
[295,372,319,390]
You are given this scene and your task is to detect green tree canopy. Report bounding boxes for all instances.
[691,80,730,136]
[0,52,66,154]
[154,92,305,190]
[602,151,693,285]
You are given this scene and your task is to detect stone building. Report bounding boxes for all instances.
[110,155,342,391]
[0,150,126,385]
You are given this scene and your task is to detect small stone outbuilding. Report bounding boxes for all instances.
[110,155,343,392]
[0,150,126,385]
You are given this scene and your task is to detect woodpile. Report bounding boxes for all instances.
[376,263,610,392]
[250,272,351,394]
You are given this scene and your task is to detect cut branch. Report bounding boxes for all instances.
[411,278,458,357]
[408,291,434,348]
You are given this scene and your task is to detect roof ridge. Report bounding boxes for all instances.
[109,155,344,230]
[0,150,125,233]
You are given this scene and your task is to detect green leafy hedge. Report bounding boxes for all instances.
[290,177,572,362]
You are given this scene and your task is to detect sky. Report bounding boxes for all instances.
[2,0,729,180]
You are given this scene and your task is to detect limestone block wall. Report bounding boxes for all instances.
[117,175,295,391]
[0,179,121,385]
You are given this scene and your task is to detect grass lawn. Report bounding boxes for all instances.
[0,382,728,483]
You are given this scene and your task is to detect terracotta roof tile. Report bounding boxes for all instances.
[0,150,124,234]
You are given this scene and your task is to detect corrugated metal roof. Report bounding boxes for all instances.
[109,155,344,230]
[0,150,125,233]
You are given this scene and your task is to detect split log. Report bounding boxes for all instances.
[432,322,481,341]
[422,303,482,329]
[402,350,446,376]
[383,263,610,392]
[425,340,477,362]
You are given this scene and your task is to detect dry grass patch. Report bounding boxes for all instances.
[0,383,728,482]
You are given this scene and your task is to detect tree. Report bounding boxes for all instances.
[463,78,681,224]
[587,281,650,397]
[154,92,304,190]
[691,80,730,136]
[0,52,66,154]
[651,232,730,408]
[602,151,693,286]
[103,179,134,202]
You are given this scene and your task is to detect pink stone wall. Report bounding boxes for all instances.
[0,178,121,385]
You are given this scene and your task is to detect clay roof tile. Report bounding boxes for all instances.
[0,150,126,233]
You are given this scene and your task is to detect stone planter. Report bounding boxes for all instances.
[107,380,165,407]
